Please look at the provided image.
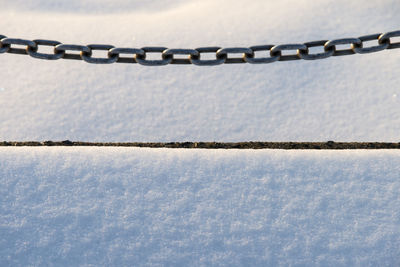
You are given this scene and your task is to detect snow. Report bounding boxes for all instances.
[0,0,399,141]
[1,148,400,266]
[1,0,400,265]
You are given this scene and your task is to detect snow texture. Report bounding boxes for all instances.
[1,1,400,266]
[1,148,400,266]
[0,0,399,141]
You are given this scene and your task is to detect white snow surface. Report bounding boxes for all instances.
[1,148,400,266]
[1,1,400,266]
[0,0,399,141]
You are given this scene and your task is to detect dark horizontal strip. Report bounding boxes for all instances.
[1,141,400,149]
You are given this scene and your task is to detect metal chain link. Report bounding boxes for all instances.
[0,30,399,66]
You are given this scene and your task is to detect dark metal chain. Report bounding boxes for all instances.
[0,30,399,66]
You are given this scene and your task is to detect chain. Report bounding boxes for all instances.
[0,30,399,66]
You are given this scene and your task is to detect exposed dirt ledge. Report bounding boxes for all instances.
[1,141,400,149]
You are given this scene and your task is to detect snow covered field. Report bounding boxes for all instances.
[1,0,400,266]
[0,0,399,141]
[1,148,400,266]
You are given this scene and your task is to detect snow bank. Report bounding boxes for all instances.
[1,148,399,266]
[0,0,399,141]
[1,1,399,266]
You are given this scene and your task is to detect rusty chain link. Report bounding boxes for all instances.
[0,30,399,66]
